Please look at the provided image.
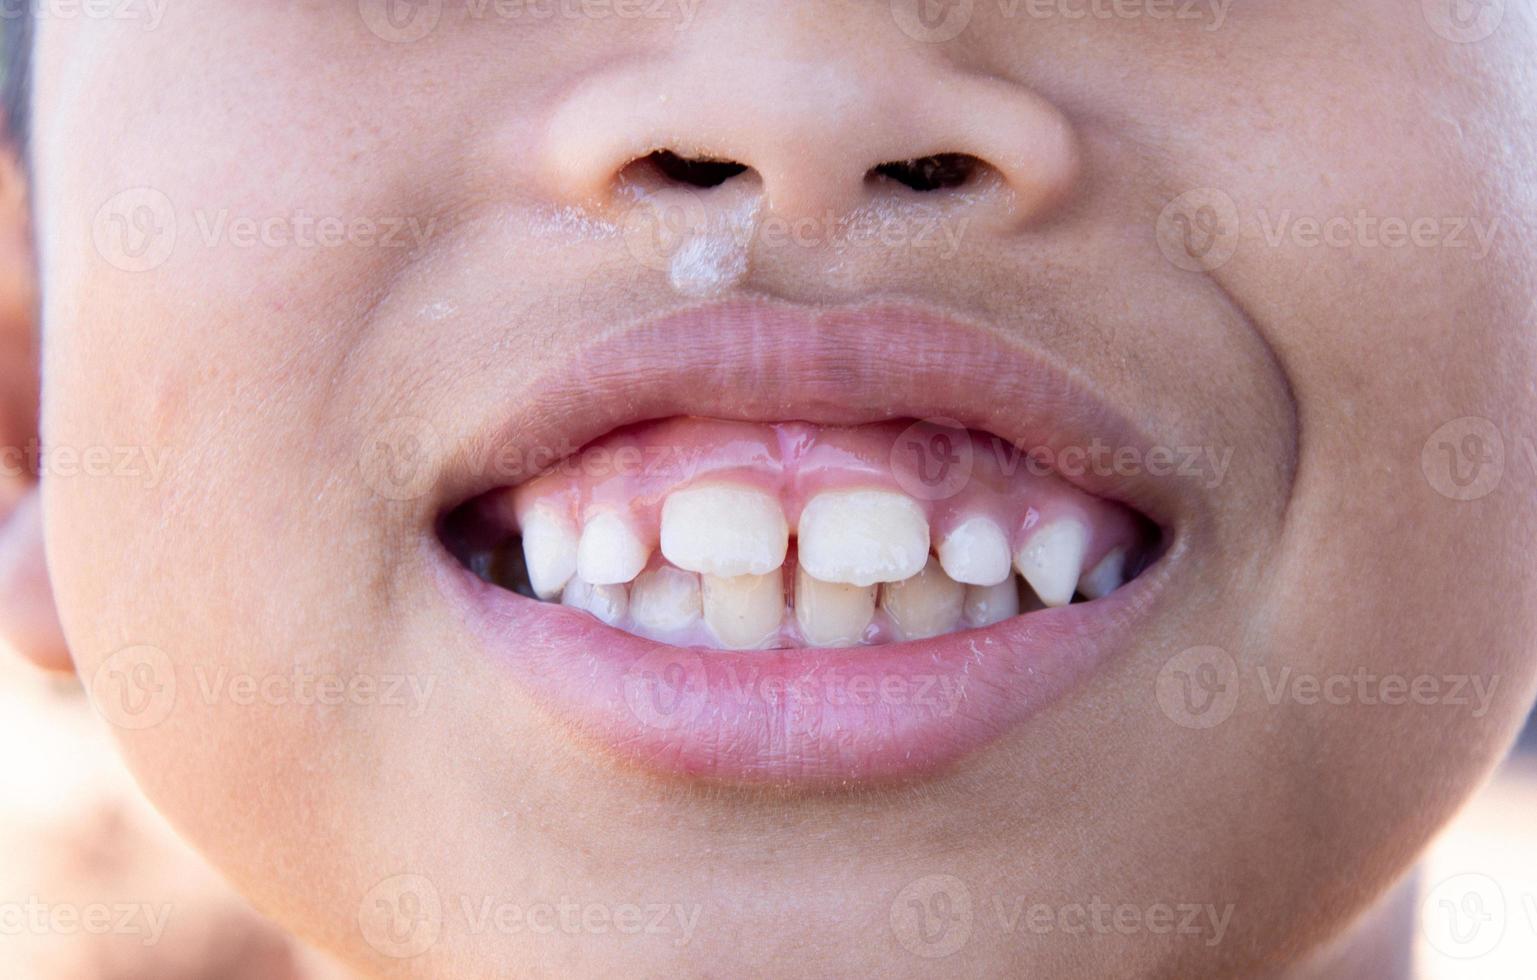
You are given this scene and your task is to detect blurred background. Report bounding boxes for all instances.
[1,647,1533,978]
[0,652,348,978]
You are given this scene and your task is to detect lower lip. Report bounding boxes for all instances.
[428,300,1178,783]
[437,556,1163,784]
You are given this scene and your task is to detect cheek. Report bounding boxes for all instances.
[1172,14,1537,777]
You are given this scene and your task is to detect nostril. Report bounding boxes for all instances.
[641,149,751,189]
[869,153,982,192]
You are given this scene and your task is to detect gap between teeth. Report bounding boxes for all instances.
[509,483,1137,651]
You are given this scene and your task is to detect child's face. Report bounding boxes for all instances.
[23,3,1537,975]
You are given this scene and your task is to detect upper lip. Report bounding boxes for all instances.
[429,297,1195,532]
[425,297,1194,783]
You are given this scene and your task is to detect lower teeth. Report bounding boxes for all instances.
[468,539,1140,651]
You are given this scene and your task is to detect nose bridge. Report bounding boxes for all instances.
[539,14,1080,225]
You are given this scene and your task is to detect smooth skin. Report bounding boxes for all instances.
[3,2,1536,976]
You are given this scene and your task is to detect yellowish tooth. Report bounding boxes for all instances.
[520,505,578,599]
[797,489,929,587]
[702,571,784,650]
[559,578,629,626]
[629,565,702,632]
[1079,548,1127,600]
[1014,519,1089,608]
[576,511,650,586]
[660,483,788,577]
[794,565,876,647]
[963,580,1020,628]
[937,516,1012,586]
[880,557,965,640]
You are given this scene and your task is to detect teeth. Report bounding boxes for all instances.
[797,489,929,587]
[560,578,629,626]
[702,571,784,650]
[794,565,876,647]
[519,506,579,599]
[629,565,702,632]
[1014,518,1089,608]
[660,484,789,577]
[963,580,1019,628]
[576,511,651,586]
[1078,548,1127,600]
[936,516,1012,586]
[880,557,965,640]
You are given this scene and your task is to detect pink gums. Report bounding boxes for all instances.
[486,418,1141,564]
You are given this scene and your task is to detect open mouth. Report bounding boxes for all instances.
[443,417,1159,650]
[428,301,1186,785]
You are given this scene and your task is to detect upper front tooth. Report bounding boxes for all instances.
[937,516,1012,586]
[576,511,650,585]
[702,571,784,650]
[660,484,789,577]
[560,577,629,625]
[1014,518,1089,608]
[963,580,1019,627]
[520,505,579,599]
[629,565,702,632]
[797,489,929,587]
[1078,548,1127,600]
[794,565,876,647]
[880,556,964,640]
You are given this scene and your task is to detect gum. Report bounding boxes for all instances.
[486,416,1142,572]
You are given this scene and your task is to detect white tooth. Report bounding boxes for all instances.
[660,484,789,577]
[1079,548,1127,600]
[797,489,929,587]
[560,578,629,626]
[937,516,1012,586]
[520,506,578,599]
[629,565,702,632]
[880,557,964,640]
[1014,519,1089,608]
[794,565,876,647]
[963,580,1019,628]
[576,511,650,585]
[702,571,784,650]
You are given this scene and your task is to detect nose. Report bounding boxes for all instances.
[539,11,1080,226]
